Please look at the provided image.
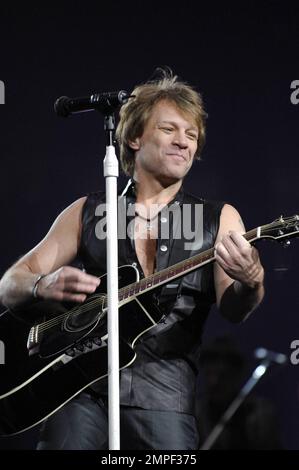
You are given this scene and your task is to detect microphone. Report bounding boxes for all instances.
[54,90,131,117]
[254,347,287,365]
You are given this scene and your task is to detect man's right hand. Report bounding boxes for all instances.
[36,266,101,303]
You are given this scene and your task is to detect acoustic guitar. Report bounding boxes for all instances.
[0,215,298,436]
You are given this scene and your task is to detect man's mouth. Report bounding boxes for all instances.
[166,153,186,161]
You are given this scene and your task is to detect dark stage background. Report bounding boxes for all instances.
[0,2,298,450]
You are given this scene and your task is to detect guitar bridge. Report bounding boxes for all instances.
[27,324,41,356]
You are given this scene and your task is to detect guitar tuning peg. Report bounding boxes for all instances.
[66,347,76,357]
[282,240,291,248]
[75,343,85,352]
[93,337,102,346]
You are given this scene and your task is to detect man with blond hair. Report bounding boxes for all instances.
[0,70,264,449]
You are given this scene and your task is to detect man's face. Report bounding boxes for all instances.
[131,100,199,185]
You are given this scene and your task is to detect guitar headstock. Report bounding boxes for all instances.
[260,215,299,242]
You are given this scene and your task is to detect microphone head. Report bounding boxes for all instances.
[54,90,132,117]
[118,90,131,105]
[254,347,287,365]
[54,96,71,117]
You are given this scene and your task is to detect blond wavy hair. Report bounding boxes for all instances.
[116,70,207,176]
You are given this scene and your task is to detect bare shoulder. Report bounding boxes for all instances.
[14,196,88,274]
[55,196,87,220]
[220,203,244,223]
[49,196,87,231]
[217,203,246,238]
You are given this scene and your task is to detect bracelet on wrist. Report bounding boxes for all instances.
[32,274,46,299]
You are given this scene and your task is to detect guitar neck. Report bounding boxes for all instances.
[118,227,259,302]
[32,214,297,332]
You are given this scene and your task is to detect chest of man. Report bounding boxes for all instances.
[134,218,157,277]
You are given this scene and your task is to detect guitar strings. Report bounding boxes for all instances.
[36,244,217,333]
[38,295,107,332]
[35,219,297,333]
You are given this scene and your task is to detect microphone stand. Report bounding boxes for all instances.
[103,112,120,450]
[55,91,131,450]
[199,354,286,450]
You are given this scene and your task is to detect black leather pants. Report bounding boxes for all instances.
[36,392,199,450]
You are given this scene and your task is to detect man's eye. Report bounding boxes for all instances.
[161,127,173,133]
[187,134,198,140]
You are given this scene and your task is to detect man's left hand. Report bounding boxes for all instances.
[214,231,264,289]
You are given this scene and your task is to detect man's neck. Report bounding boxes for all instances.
[133,173,182,209]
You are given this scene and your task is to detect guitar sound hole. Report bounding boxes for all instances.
[63,296,106,332]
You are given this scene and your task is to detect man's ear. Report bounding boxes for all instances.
[128,137,140,150]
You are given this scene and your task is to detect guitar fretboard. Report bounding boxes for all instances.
[118,228,258,302]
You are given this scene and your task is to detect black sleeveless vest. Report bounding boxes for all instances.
[78,180,225,414]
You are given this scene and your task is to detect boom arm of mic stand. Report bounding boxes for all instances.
[199,359,272,450]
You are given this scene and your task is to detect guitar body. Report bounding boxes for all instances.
[0,265,163,436]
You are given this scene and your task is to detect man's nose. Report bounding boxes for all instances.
[173,131,188,148]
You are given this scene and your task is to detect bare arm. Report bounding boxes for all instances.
[214,204,265,323]
[0,197,100,310]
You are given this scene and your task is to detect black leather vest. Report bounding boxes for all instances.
[78,180,225,414]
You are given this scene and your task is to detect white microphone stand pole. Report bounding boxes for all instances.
[103,113,120,450]
[55,90,131,450]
